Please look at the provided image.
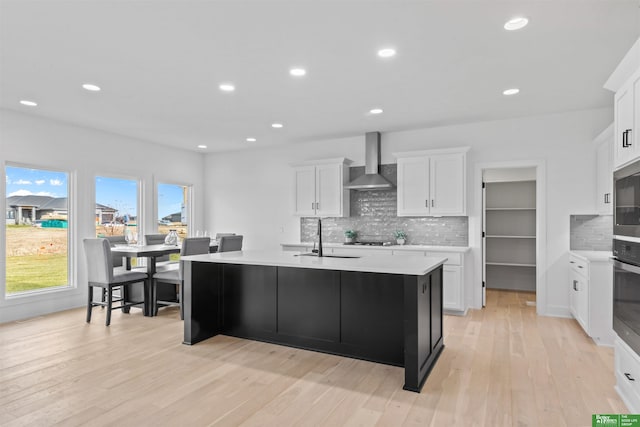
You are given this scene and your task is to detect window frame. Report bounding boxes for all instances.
[94,172,144,242]
[154,179,194,236]
[3,161,75,299]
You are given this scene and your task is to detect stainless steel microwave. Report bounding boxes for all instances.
[614,159,640,238]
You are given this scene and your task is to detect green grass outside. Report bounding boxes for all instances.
[6,254,68,294]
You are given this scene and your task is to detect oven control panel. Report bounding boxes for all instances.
[614,239,640,265]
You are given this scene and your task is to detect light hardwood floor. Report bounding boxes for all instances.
[0,290,626,426]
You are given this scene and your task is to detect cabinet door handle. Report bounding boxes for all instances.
[573,280,578,291]
[316,202,319,210]
[570,261,575,264]
[623,129,633,148]
[625,372,636,381]
[425,200,428,208]
[431,199,434,207]
[578,265,583,269]
[623,130,628,147]
[605,193,611,204]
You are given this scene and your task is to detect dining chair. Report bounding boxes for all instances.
[217,235,243,252]
[105,235,126,267]
[214,232,235,240]
[145,233,171,258]
[83,238,148,326]
[152,237,210,319]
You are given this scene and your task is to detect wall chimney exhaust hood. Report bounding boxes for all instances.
[344,132,394,191]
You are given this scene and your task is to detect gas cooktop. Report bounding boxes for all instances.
[344,241,393,246]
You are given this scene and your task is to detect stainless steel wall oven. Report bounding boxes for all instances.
[614,159,640,239]
[613,239,640,355]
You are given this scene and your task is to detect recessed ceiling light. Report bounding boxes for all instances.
[246,137,257,142]
[377,48,396,58]
[82,83,101,91]
[504,17,529,31]
[197,145,207,149]
[219,83,235,92]
[289,68,306,77]
[271,123,283,129]
[19,100,37,106]
[369,108,383,114]
[503,88,520,96]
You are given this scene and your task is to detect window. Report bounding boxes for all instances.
[157,183,191,239]
[5,165,70,295]
[95,176,139,241]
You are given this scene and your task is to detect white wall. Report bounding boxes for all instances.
[204,107,612,317]
[0,109,205,323]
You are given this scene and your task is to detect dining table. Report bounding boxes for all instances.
[111,241,219,316]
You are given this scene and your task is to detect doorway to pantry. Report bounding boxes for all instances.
[482,167,538,308]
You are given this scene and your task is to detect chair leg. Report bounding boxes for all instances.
[101,288,106,308]
[153,279,158,316]
[86,286,94,323]
[106,287,113,326]
[122,284,131,313]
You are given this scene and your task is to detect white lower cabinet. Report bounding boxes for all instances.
[442,265,463,312]
[568,252,614,346]
[616,337,640,413]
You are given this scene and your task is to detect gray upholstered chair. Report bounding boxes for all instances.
[83,238,147,326]
[214,232,235,240]
[104,235,126,267]
[145,233,171,262]
[152,237,210,319]
[217,235,243,252]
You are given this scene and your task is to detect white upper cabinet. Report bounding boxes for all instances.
[430,153,466,215]
[315,163,344,216]
[397,157,430,215]
[292,158,351,217]
[394,147,469,217]
[605,37,640,170]
[614,72,640,169]
[294,166,317,216]
[595,124,614,215]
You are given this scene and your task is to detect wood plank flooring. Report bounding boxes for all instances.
[0,290,626,426]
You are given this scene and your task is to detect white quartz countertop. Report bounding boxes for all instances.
[570,250,613,262]
[182,250,447,276]
[281,242,470,253]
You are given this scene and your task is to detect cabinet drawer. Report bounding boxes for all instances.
[392,250,426,257]
[331,247,393,257]
[569,254,589,277]
[282,245,313,252]
[426,251,461,266]
[616,338,640,410]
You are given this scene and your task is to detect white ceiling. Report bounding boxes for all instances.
[1,0,639,153]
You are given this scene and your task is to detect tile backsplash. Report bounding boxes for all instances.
[570,215,613,251]
[300,164,468,246]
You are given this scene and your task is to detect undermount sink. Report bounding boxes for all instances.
[295,253,361,259]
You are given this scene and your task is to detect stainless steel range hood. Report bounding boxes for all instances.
[344,132,394,191]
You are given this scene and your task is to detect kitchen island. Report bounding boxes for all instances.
[181,250,447,392]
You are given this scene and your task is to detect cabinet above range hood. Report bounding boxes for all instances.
[344,132,395,191]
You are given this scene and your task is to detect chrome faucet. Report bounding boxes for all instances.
[317,218,323,257]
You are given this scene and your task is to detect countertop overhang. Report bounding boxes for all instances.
[182,250,447,276]
[569,250,613,263]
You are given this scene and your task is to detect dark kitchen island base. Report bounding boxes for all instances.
[183,261,444,393]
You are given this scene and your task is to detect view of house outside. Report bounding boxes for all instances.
[5,165,69,295]
[5,170,190,296]
[95,176,139,240]
[157,183,189,239]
